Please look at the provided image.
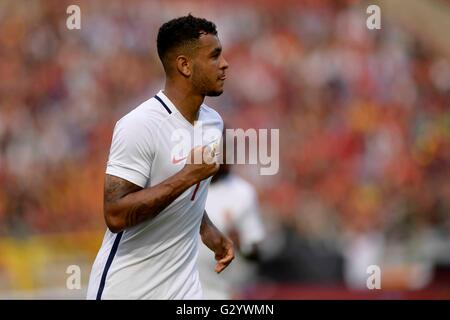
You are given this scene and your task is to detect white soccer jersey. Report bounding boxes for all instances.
[87,90,223,300]
[197,174,266,299]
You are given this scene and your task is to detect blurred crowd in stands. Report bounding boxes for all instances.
[0,0,449,292]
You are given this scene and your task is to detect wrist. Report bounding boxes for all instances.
[203,224,223,247]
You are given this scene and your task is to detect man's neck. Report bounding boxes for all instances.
[163,84,204,125]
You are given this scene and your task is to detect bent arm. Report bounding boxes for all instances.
[200,211,225,250]
[200,211,235,273]
[104,170,196,233]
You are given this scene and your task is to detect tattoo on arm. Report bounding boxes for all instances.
[104,175,148,230]
[104,174,142,205]
[123,201,153,228]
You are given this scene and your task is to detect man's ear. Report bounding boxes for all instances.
[176,55,191,77]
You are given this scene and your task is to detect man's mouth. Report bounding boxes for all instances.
[219,75,226,80]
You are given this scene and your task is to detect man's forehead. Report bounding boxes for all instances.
[197,33,221,50]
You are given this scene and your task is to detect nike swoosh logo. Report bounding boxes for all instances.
[172,155,187,164]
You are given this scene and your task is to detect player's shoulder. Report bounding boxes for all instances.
[117,95,170,129]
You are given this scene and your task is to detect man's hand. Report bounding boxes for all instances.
[200,211,235,273]
[182,145,220,184]
[213,235,235,274]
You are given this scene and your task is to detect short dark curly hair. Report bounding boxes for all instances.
[157,14,217,71]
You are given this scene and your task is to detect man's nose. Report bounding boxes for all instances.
[221,56,229,69]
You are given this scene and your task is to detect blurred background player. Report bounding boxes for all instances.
[197,130,266,299]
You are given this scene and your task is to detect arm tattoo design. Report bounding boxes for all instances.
[124,201,153,228]
[104,175,152,229]
[104,175,142,205]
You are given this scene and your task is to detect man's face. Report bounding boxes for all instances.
[191,33,229,96]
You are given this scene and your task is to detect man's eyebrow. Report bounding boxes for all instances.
[209,47,222,56]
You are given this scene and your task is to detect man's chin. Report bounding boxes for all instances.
[206,89,224,97]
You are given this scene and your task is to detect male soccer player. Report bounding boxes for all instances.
[87,15,234,299]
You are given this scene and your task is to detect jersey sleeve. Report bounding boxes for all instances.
[106,116,156,188]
